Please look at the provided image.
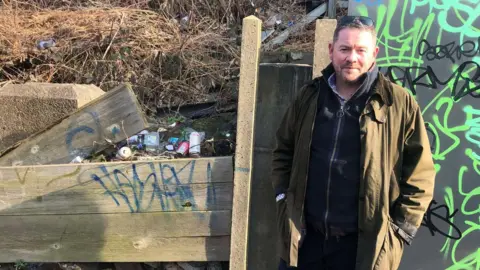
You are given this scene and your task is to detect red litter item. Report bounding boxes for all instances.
[176,141,190,156]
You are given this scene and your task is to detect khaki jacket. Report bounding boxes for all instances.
[271,64,436,269]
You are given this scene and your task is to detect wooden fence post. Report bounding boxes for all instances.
[313,19,338,78]
[229,15,262,270]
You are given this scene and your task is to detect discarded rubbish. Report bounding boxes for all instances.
[127,130,148,145]
[189,131,202,156]
[117,147,132,160]
[37,39,56,50]
[261,29,275,42]
[264,14,279,28]
[62,112,235,163]
[144,131,160,152]
[70,156,84,163]
[176,141,190,156]
[168,137,179,145]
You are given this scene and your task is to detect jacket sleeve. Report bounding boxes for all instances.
[394,103,436,244]
[270,89,302,198]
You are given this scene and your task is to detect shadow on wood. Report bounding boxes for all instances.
[0,157,233,262]
[0,190,106,262]
[248,63,312,269]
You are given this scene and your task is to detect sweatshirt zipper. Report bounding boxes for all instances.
[324,102,345,239]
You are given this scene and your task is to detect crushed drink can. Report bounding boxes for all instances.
[176,141,190,156]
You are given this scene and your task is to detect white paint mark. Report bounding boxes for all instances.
[132,238,150,250]
[12,160,23,166]
[50,243,62,250]
[30,145,40,154]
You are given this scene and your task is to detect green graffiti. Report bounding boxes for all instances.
[457,165,480,216]
[464,106,480,152]
[447,220,480,270]
[440,187,456,259]
[410,0,480,40]
[357,0,434,69]
[465,148,480,175]
[350,0,480,270]
[353,0,480,269]
[430,97,470,160]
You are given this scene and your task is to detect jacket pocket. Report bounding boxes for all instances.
[374,221,405,270]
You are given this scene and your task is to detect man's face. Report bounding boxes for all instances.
[329,28,379,86]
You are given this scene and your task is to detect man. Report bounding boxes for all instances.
[271,16,436,270]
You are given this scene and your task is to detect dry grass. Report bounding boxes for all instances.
[0,5,241,111]
[0,0,344,112]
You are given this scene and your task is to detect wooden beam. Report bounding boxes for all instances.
[0,157,233,262]
[229,16,261,270]
[0,211,231,262]
[328,0,337,18]
[0,84,148,166]
[0,157,233,214]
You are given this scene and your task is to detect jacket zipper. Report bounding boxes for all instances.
[324,102,345,239]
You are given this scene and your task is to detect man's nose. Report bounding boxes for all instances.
[345,51,358,62]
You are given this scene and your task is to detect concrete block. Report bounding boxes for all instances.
[0,83,104,153]
[230,15,261,270]
[313,19,337,78]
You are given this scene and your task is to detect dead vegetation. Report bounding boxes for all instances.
[0,0,340,113]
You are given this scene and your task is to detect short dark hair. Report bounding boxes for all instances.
[332,22,377,43]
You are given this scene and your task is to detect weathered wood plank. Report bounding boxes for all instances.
[0,157,233,214]
[0,84,148,166]
[0,182,233,215]
[0,211,231,262]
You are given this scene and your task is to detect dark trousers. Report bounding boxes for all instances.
[278,228,358,270]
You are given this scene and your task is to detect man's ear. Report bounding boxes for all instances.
[328,41,334,61]
[373,46,379,58]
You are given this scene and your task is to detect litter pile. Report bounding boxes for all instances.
[81,113,236,163]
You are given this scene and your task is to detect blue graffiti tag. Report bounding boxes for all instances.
[90,160,215,213]
[65,111,102,157]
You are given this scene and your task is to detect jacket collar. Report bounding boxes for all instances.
[320,63,393,106]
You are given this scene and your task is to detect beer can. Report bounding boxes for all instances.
[176,141,190,156]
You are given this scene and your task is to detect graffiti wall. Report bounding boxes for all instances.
[348,1,479,269]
